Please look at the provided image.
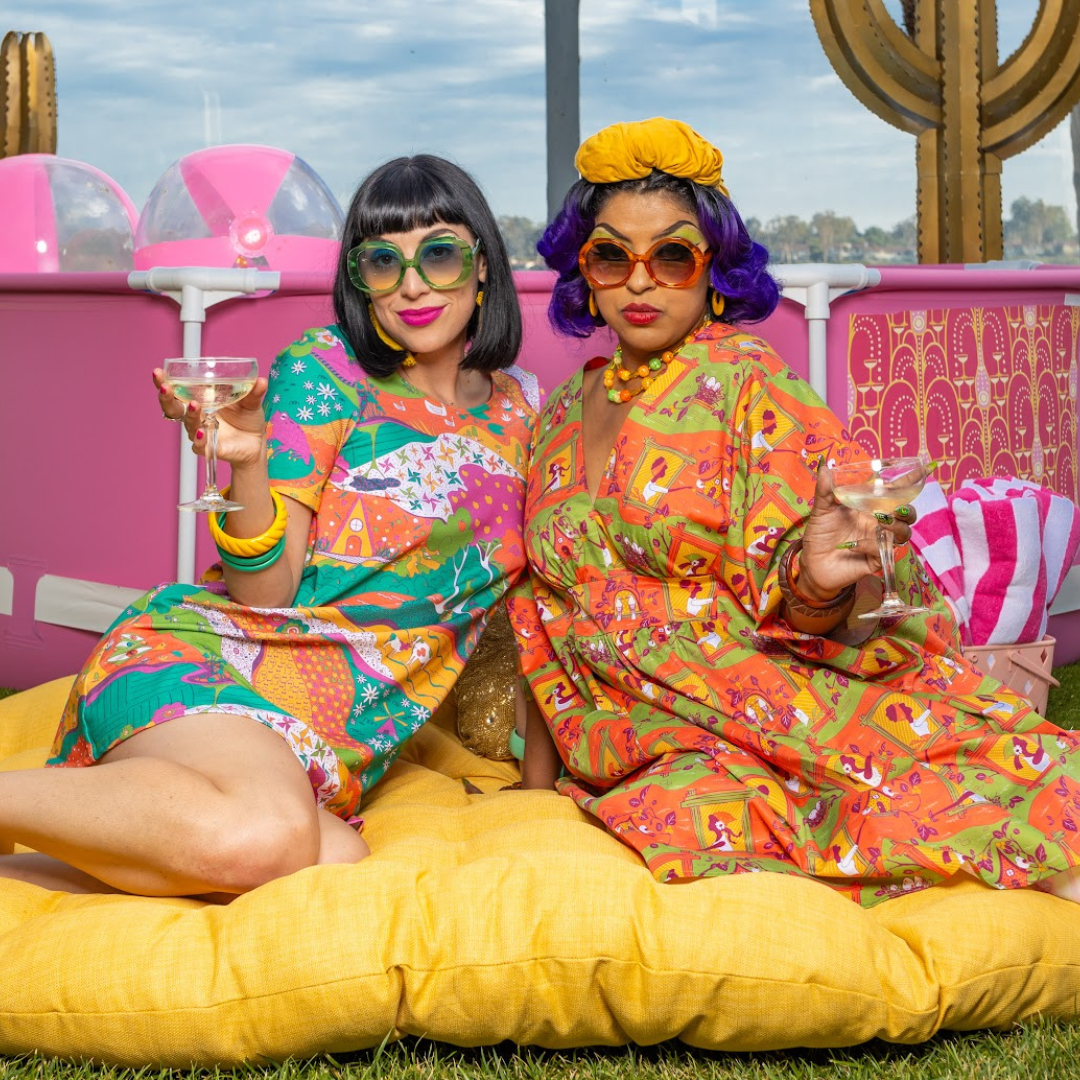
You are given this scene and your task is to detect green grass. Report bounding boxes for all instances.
[1,666,1079,1077]
[1048,658,1080,727]
[4,1022,1080,1080]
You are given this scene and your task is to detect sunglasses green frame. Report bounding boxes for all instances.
[578,235,710,289]
[346,236,481,294]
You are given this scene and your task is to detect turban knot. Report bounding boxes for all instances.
[574,117,729,196]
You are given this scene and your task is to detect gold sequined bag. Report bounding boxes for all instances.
[455,601,518,760]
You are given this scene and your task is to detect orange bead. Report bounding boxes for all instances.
[618,368,631,381]
[637,364,650,378]
[619,388,632,402]
[641,377,652,390]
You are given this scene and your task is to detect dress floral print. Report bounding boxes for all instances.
[509,321,1080,906]
[50,326,539,821]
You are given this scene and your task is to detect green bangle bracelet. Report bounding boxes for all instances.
[508,729,526,762]
[218,536,286,572]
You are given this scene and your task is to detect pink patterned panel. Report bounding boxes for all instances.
[847,305,1079,500]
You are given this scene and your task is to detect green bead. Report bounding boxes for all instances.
[648,357,663,371]
[608,389,622,403]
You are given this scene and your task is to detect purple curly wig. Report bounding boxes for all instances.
[538,170,779,339]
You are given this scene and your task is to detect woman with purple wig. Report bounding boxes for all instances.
[509,117,1080,906]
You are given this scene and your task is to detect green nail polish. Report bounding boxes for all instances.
[874,512,894,524]
[894,505,912,519]
[836,540,858,550]
[925,460,941,475]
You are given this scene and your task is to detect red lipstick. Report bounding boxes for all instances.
[622,304,660,326]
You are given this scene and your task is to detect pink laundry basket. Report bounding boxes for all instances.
[962,636,1060,716]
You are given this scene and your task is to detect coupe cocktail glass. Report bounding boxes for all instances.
[830,456,929,619]
[162,356,259,512]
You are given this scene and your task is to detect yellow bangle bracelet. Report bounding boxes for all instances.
[207,487,289,558]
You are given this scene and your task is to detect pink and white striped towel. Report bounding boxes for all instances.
[910,477,1080,646]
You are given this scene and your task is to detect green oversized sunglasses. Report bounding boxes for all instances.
[346,236,481,294]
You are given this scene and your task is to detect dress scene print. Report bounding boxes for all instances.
[509,320,1080,906]
[50,326,540,820]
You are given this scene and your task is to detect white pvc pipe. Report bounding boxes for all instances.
[176,320,203,584]
[771,264,881,410]
[129,267,280,297]
[770,263,880,291]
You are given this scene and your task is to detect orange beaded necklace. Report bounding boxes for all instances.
[604,319,711,404]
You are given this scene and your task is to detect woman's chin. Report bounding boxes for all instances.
[614,317,700,357]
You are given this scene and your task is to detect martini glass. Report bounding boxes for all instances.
[162,356,259,512]
[830,456,929,619]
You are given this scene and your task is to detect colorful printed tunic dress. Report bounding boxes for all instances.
[509,321,1080,906]
[50,327,539,820]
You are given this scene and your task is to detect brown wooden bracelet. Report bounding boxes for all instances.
[777,538,855,618]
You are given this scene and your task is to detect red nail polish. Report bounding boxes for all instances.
[195,429,204,441]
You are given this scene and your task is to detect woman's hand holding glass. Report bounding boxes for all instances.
[797,458,922,616]
[154,359,269,512]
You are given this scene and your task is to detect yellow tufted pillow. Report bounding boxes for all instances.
[2,678,1080,1065]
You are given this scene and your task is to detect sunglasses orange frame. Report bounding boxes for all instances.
[577,236,710,289]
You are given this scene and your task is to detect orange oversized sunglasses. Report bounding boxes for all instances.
[578,236,710,289]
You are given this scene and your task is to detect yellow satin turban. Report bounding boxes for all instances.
[574,117,729,197]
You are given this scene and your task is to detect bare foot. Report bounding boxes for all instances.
[1037,865,1080,903]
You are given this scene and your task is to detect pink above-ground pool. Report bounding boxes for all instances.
[0,263,1077,688]
[133,145,344,273]
[0,155,138,272]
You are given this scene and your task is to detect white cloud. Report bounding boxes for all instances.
[4,0,1074,233]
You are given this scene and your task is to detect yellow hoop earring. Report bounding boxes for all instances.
[367,303,405,352]
[588,291,599,318]
[476,289,484,307]
[711,291,726,318]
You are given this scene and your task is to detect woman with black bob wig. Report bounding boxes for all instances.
[509,118,1080,910]
[333,154,521,378]
[2,155,538,900]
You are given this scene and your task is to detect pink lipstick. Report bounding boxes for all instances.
[398,307,443,327]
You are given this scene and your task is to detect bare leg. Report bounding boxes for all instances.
[316,807,370,865]
[0,852,124,894]
[1038,865,1080,903]
[517,683,561,790]
[0,713,365,897]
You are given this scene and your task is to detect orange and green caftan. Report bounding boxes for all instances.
[509,321,1080,906]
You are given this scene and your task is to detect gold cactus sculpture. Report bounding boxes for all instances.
[0,30,57,158]
[810,0,1080,262]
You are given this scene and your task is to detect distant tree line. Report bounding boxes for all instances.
[498,198,1078,269]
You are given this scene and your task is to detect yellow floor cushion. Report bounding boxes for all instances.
[2,678,1080,1066]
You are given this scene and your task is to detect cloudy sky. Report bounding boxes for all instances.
[6,0,1074,232]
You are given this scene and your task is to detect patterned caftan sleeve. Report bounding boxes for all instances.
[717,340,965,673]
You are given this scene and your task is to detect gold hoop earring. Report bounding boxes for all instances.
[711,291,726,318]
[368,303,405,352]
[588,291,599,318]
[476,289,484,307]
